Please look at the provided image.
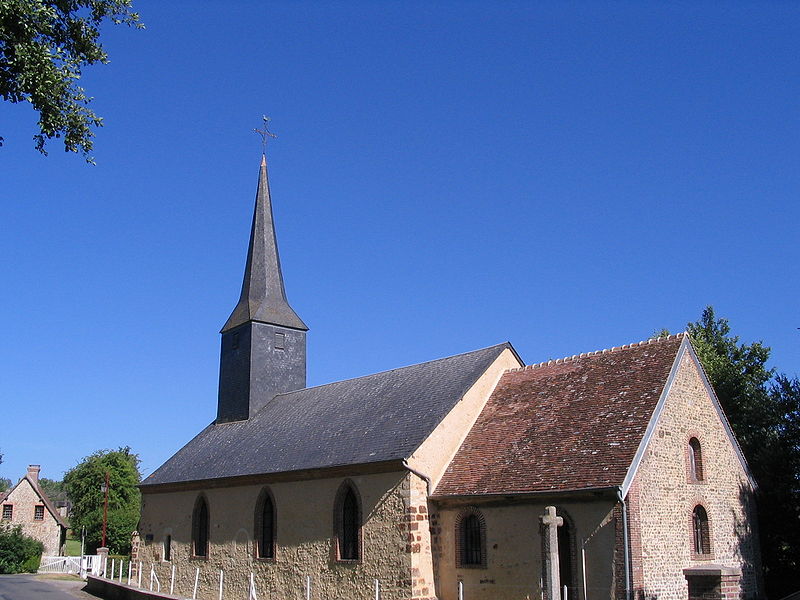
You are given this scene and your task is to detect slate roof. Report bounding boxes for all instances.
[435,335,685,496]
[142,343,514,487]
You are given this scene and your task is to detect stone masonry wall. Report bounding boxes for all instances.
[1,478,62,555]
[139,471,420,600]
[433,499,617,600]
[628,352,762,600]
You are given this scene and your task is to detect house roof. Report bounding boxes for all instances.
[3,475,68,528]
[434,334,685,497]
[142,343,514,488]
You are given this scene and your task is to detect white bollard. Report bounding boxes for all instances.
[119,560,124,584]
[374,578,380,600]
[250,572,258,600]
[218,569,224,600]
[110,559,115,580]
[563,585,568,600]
[170,564,176,595]
[305,575,311,600]
[127,560,132,585]
[193,566,200,599]
[150,564,155,591]
[138,561,142,588]
[458,580,464,600]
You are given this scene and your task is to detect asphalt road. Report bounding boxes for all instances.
[0,575,97,600]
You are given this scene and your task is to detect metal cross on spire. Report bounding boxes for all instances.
[254,115,277,154]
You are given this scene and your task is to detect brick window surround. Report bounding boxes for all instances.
[691,504,712,558]
[1,504,11,520]
[254,487,276,561]
[34,505,44,521]
[455,507,487,569]
[689,437,705,482]
[333,480,362,563]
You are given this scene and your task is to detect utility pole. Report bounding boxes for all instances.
[101,470,110,548]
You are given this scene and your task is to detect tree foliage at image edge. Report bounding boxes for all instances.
[0,525,43,574]
[0,0,142,161]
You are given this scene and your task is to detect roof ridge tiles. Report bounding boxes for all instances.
[506,332,686,373]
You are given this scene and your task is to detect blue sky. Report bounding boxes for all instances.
[1,1,797,482]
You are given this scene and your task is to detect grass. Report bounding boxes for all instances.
[65,538,82,556]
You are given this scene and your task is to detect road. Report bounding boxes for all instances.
[0,575,97,600]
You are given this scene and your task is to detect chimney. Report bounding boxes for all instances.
[27,465,40,483]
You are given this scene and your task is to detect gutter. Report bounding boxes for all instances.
[402,460,432,497]
[617,486,631,600]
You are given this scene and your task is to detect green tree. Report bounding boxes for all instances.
[0,0,143,161]
[685,307,800,597]
[0,478,11,493]
[0,525,43,574]
[38,477,68,503]
[63,447,141,554]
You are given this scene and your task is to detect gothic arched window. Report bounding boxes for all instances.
[692,505,711,555]
[254,488,276,559]
[192,495,210,557]
[456,508,486,568]
[334,482,361,561]
[689,438,704,481]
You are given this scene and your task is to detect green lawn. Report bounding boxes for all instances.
[65,538,82,556]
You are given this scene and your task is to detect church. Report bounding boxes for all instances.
[137,155,762,600]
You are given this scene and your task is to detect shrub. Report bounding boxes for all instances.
[0,525,44,574]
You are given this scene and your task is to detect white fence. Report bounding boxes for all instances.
[38,554,102,578]
[38,556,81,574]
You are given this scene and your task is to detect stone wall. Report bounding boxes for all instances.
[432,498,617,600]
[139,470,422,600]
[1,478,62,555]
[628,351,762,600]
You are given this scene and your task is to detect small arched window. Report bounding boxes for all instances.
[692,505,711,555]
[254,488,276,559]
[334,482,361,561]
[456,508,486,568]
[689,438,704,481]
[192,495,210,557]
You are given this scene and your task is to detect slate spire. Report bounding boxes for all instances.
[217,154,308,423]
[222,155,307,333]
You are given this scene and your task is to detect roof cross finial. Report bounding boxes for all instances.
[254,115,277,155]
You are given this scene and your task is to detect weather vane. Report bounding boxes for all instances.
[254,115,277,154]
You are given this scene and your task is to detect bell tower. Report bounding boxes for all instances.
[217,154,308,423]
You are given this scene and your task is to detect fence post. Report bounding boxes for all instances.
[138,562,142,588]
[128,561,132,586]
[458,580,464,600]
[219,569,224,600]
[110,559,115,580]
[563,584,568,600]
[150,563,154,591]
[374,578,380,600]
[170,564,176,595]
[119,560,124,584]
[305,575,311,600]
[250,572,258,600]
[193,566,200,599]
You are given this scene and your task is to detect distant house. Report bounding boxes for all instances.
[1,465,67,555]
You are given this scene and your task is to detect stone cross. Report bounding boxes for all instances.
[540,506,563,600]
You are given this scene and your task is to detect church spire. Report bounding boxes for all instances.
[221,154,307,333]
[216,149,308,423]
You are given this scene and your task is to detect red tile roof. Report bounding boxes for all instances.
[435,334,685,496]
